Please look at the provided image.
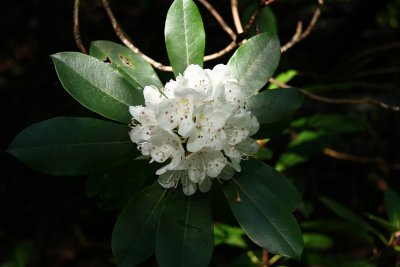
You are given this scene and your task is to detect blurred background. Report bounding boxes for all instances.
[1,0,400,266]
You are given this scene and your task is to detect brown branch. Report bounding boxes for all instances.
[204,41,238,61]
[241,0,275,37]
[269,78,400,111]
[281,0,324,53]
[73,0,87,54]
[100,0,173,71]
[323,148,392,176]
[196,0,236,40]
[231,0,244,33]
[261,248,269,267]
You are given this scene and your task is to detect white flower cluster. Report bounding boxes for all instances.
[129,64,259,195]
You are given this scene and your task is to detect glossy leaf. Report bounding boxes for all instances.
[247,88,304,138]
[90,40,163,89]
[384,189,400,228]
[242,159,302,211]
[7,117,136,176]
[223,169,303,259]
[156,193,214,267]
[87,158,155,210]
[165,0,205,76]
[228,33,280,95]
[112,183,167,267]
[51,52,143,123]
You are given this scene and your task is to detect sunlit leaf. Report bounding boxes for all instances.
[51,52,143,123]
[228,33,280,95]
[7,117,136,176]
[90,40,163,89]
[268,70,298,89]
[165,0,205,76]
[112,183,167,267]
[156,193,213,267]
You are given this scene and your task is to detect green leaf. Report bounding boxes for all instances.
[366,213,399,233]
[112,183,167,267]
[384,189,400,228]
[1,241,33,267]
[268,70,298,89]
[214,223,247,248]
[228,33,280,95]
[290,113,367,134]
[165,0,205,76]
[89,40,163,89]
[87,158,154,210]
[301,220,376,245]
[7,117,136,176]
[319,197,388,244]
[275,131,337,172]
[303,233,333,250]
[243,159,303,211]
[51,52,143,123]
[247,88,304,138]
[223,169,303,259]
[156,193,214,267]
[320,197,373,231]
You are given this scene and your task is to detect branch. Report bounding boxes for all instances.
[281,0,324,53]
[73,0,87,54]
[100,0,173,71]
[231,0,244,33]
[241,0,275,38]
[204,41,238,61]
[269,78,400,111]
[323,148,392,176]
[196,0,236,40]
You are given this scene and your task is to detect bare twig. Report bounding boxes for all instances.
[101,0,173,71]
[242,0,275,37]
[261,248,269,267]
[73,0,87,54]
[323,148,391,176]
[231,0,244,33]
[269,78,400,111]
[281,0,324,53]
[196,0,236,40]
[204,41,238,61]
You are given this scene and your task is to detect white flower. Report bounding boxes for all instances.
[129,64,260,195]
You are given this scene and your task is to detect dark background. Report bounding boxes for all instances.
[1,0,400,266]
